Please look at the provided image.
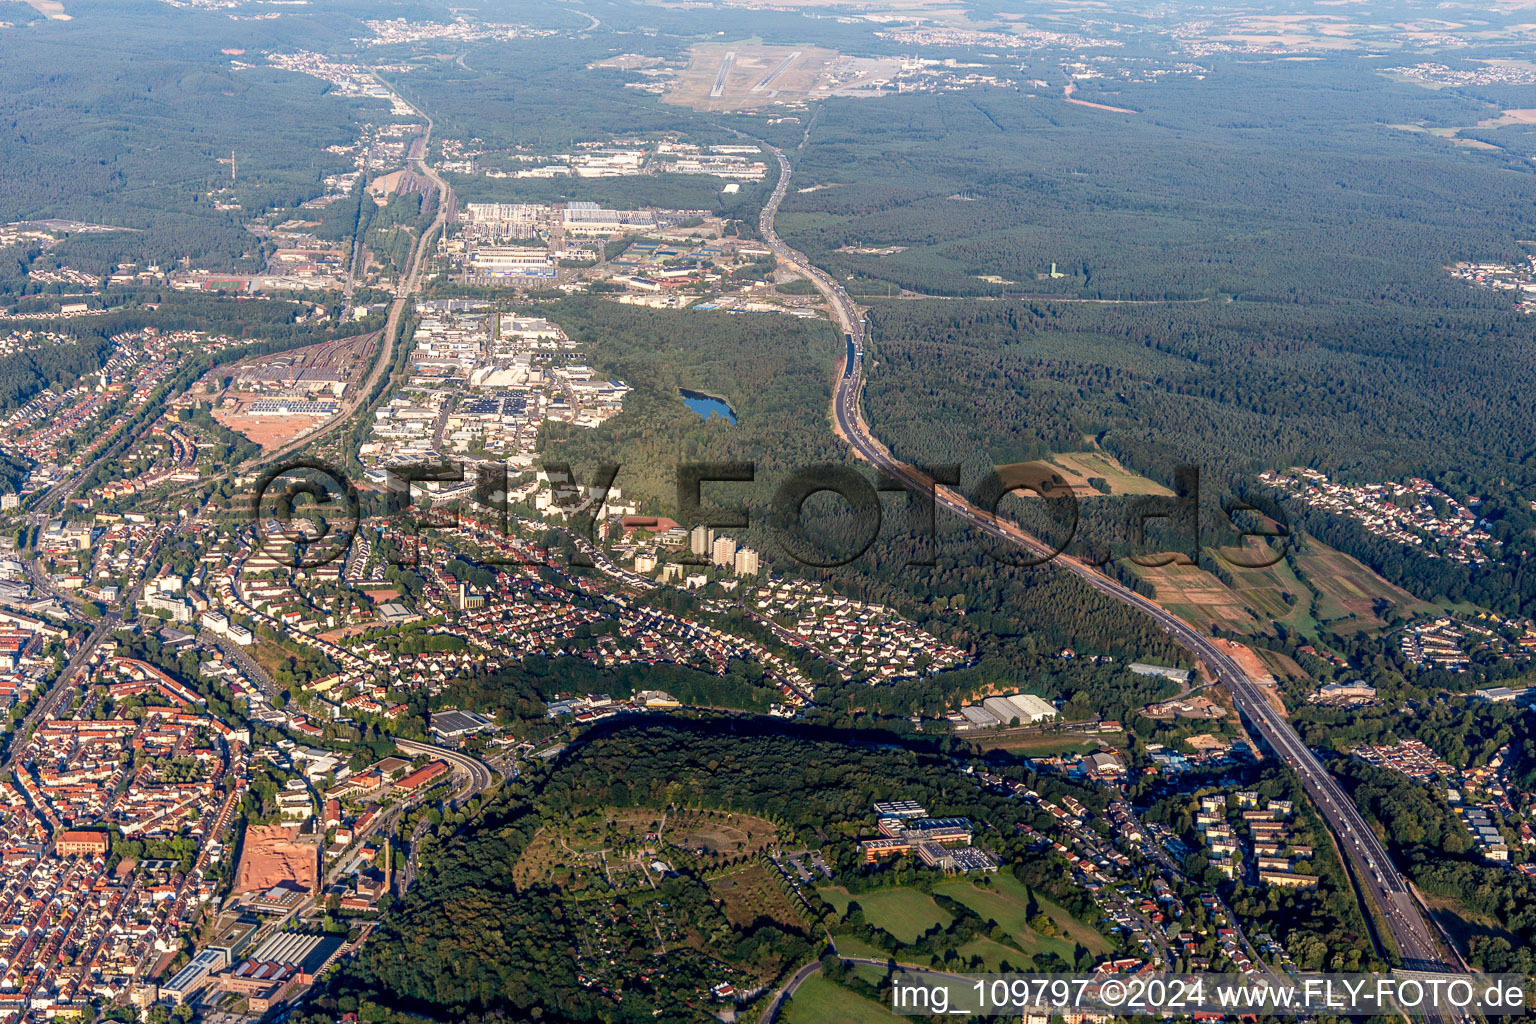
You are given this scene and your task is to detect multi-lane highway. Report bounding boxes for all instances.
[754,138,1452,978]
[394,736,496,806]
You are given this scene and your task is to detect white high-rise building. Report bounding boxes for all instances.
[733,547,760,576]
[711,535,737,568]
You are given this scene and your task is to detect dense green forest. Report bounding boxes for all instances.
[857,294,1536,614]
[759,61,1536,617]
[536,297,845,511]
[0,332,112,414]
[528,297,1189,697]
[0,0,398,273]
[308,718,1102,1021]
[780,69,1535,301]
[860,298,1536,489]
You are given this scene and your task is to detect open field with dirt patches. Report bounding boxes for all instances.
[1136,533,1434,639]
[1001,450,1173,498]
[206,331,378,450]
[1290,538,1437,629]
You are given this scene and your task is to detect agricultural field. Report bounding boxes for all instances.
[1135,535,1434,639]
[1026,450,1176,497]
[1135,559,1269,635]
[1210,540,1319,635]
[513,806,778,891]
[707,861,809,932]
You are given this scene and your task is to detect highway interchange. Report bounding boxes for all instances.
[753,138,1459,988]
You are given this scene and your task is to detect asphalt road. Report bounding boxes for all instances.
[394,735,495,805]
[753,137,1455,986]
[759,957,823,1024]
[1,614,116,769]
[240,77,453,473]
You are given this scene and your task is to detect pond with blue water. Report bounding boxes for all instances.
[679,388,737,424]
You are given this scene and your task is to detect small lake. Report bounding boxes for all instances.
[679,388,737,424]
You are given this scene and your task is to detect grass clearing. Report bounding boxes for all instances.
[1421,893,1519,961]
[818,885,953,943]
[832,934,894,962]
[1003,450,1174,497]
[933,874,1111,960]
[967,732,1118,756]
[956,935,1037,970]
[782,974,901,1024]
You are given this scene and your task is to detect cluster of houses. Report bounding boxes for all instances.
[1447,257,1536,315]
[0,599,64,710]
[1141,694,1224,720]
[1356,739,1534,866]
[0,330,210,486]
[1195,791,1316,890]
[1455,805,1511,863]
[88,426,199,503]
[1260,469,1494,565]
[748,577,971,683]
[0,651,251,1017]
[1353,738,1454,782]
